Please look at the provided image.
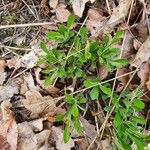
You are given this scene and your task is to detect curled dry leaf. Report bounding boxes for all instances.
[51,126,74,150]
[132,36,150,67]
[86,8,106,37]
[137,62,150,86]
[55,4,70,23]
[72,0,89,17]
[6,57,20,69]
[105,0,131,32]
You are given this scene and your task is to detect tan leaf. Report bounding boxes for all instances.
[51,126,74,150]
[0,78,22,102]
[137,63,150,86]
[0,68,7,85]
[49,0,58,9]
[105,0,132,32]
[86,8,106,37]
[22,90,56,119]
[132,37,150,67]
[55,4,70,23]
[99,65,108,80]
[40,0,50,15]
[72,0,89,17]
[35,68,60,96]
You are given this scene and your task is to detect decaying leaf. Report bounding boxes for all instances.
[49,0,58,9]
[13,36,26,46]
[86,8,106,37]
[22,90,56,119]
[40,0,50,15]
[105,0,131,32]
[99,64,108,80]
[6,57,20,69]
[51,126,74,150]
[132,37,150,67]
[72,0,89,17]
[0,60,7,85]
[35,68,60,96]
[0,78,22,102]
[137,63,150,86]
[55,4,70,23]
[0,100,18,150]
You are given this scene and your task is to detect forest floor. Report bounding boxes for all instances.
[0,0,150,150]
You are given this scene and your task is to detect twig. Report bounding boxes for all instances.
[0,22,53,29]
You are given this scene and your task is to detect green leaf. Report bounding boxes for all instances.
[83,80,99,88]
[132,116,146,125]
[113,111,122,128]
[99,85,111,96]
[71,104,79,117]
[79,27,88,41]
[90,86,99,100]
[47,31,61,40]
[111,30,123,44]
[65,94,74,104]
[64,122,71,143]
[110,58,128,67]
[78,96,87,104]
[132,99,145,111]
[54,114,65,122]
[67,14,75,30]
[40,41,49,53]
[73,117,82,133]
[102,48,120,58]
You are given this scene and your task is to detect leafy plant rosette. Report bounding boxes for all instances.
[38,14,150,149]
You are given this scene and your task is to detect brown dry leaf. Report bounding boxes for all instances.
[137,63,150,86]
[135,18,150,43]
[55,4,70,23]
[122,31,134,58]
[146,77,150,91]
[51,126,74,150]
[72,0,89,17]
[105,0,131,32]
[35,68,60,96]
[49,0,58,9]
[0,78,22,102]
[0,100,18,150]
[132,36,150,67]
[99,64,108,80]
[40,0,50,15]
[86,8,106,37]
[0,60,7,85]
[6,57,20,69]
[22,90,56,119]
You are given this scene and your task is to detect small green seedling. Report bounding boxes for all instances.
[38,14,149,149]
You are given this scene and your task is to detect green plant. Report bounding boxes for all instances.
[38,14,149,149]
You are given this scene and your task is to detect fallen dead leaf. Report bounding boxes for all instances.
[13,36,26,46]
[72,0,89,18]
[55,4,70,23]
[0,78,22,102]
[0,60,6,85]
[132,36,150,67]
[137,62,150,86]
[40,0,50,16]
[22,90,56,119]
[51,126,74,150]
[105,0,131,32]
[99,64,108,80]
[35,68,60,96]
[0,100,18,150]
[49,0,58,9]
[86,8,106,37]
[6,57,20,69]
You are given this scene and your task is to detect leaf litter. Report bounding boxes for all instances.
[1,0,150,149]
